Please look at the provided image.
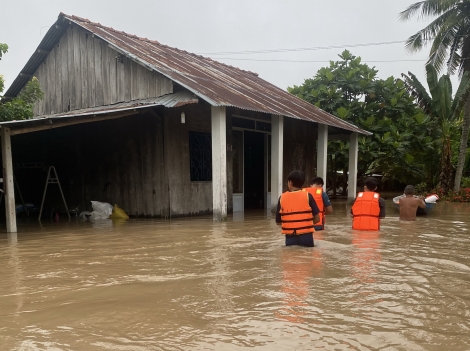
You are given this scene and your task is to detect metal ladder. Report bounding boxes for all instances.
[38,166,71,221]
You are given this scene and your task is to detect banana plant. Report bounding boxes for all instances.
[402,64,470,192]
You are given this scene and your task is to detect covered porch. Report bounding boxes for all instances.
[0,99,361,233]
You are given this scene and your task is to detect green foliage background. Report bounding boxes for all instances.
[0,43,44,122]
[288,50,444,191]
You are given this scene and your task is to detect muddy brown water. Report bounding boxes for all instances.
[0,200,469,351]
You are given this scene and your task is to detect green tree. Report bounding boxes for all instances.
[402,64,470,192]
[0,43,8,95]
[400,0,470,191]
[0,43,7,59]
[0,43,44,122]
[288,50,435,190]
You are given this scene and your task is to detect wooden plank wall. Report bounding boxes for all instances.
[11,110,170,217]
[9,104,252,218]
[282,118,317,192]
[164,104,216,216]
[80,111,169,217]
[32,24,173,116]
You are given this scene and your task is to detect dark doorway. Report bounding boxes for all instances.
[244,131,265,209]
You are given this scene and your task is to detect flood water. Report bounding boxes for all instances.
[1,200,469,351]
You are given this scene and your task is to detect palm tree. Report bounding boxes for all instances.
[400,0,470,191]
[402,64,470,192]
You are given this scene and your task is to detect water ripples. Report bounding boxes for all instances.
[0,201,469,350]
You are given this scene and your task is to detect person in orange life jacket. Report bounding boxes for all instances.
[304,177,333,231]
[350,177,385,231]
[276,170,320,247]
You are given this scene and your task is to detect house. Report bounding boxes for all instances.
[0,13,370,233]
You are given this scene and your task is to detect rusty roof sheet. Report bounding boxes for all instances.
[5,13,370,135]
[0,91,198,129]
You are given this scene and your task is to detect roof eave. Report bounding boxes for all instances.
[4,16,67,99]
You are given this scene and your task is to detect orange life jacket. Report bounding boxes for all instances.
[305,188,324,228]
[279,191,315,235]
[351,192,381,231]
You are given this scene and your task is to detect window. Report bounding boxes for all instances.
[189,132,212,181]
[256,121,271,132]
[232,117,255,130]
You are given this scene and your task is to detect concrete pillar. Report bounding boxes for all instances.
[211,106,227,221]
[317,124,328,182]
[270,114,284,213]
[8,232,18,244]
[1,127,17,233]
[348,132,358,203]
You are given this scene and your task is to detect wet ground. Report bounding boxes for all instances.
[0,200,469,350]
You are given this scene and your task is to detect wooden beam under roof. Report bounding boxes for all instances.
[7,109,141,136]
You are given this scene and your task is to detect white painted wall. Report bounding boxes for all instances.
[348,132,358,203]
[270,115,283,213]
[317,124,328,182]
[211,106,227,220]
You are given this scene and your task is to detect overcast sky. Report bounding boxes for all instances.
[0,0,453,93]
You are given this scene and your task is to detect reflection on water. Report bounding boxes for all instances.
[352,231,380,284]
[277,247,322,325]
[0,201,469,350]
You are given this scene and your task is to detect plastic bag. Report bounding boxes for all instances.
[90,201,113,219]
[91,201,113,216]
[110,204,129,220]
[425,194,439,203]
[79,201,118,221]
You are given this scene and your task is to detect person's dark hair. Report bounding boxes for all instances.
[364,177,378,191]
[404,185,415,195]
[287,170,305,188]
[310,177,324,186]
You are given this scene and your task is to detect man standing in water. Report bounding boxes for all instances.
[305,177,333,231]
[398,185,426,221]
[276,170,320,247]
[351,177,385,230]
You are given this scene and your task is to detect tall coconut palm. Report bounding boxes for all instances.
[400,0,470,191]
[402,64,470,192]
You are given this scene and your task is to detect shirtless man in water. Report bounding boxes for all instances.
[398,185,426,221]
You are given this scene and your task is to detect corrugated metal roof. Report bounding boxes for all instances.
[0,91,198,129]
[4,13,370,135]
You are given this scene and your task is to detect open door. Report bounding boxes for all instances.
[244,131,265,209]
[232,122,271,213]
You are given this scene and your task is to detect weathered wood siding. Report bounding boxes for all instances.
[32,24,173,116]
[9,104,233,218]
[11,110,169,217]
[164,104,213,216]
[282,118,317,191]
[80,112,169,217]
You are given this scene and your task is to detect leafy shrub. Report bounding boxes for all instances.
[431,187,470,202]
[461,177,470,188]
[414,182,428,194]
